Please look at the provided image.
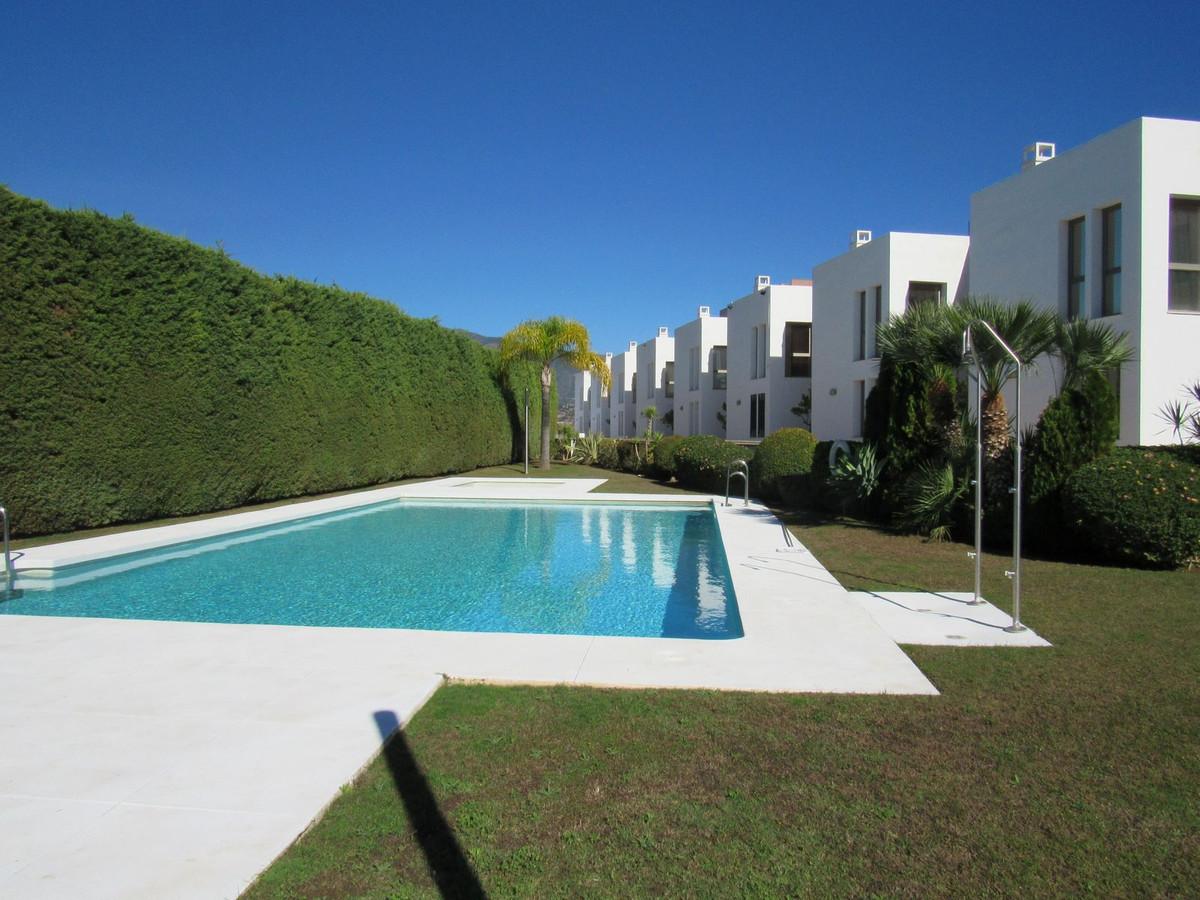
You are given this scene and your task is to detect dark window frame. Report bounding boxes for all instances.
[1067,216,1086,319]
[784,322,812,378]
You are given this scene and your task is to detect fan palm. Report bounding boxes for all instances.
[499,317,610,469]
[957,298,1059,459]
[1053,318,1134,394]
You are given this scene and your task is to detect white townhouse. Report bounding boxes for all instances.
[634,327,675,436]
[969,116,1200,445]
[607,341,638,438]
[811,231,970,440]
[572,352,612,436]
[723,276,814,442]
[672,305,729,437]
[591,352,612,435]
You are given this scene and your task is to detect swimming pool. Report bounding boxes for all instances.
[4,500,743,639]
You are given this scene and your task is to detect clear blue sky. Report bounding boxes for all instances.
[3,0,1198,352]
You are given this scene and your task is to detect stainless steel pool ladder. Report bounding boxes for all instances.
[724,459,750,507]
[0,504,13,598]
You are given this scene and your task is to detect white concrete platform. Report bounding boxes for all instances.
[2,476,942,898]
[847,591,1052,647]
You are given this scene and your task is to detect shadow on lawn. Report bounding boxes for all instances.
[373,711,487,900]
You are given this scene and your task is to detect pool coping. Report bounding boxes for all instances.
[6,476,938,697]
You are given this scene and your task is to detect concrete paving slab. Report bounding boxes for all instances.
[847,590,1052,647]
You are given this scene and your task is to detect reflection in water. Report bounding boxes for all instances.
[581,506,592,544]
[598,507,611,552]
[621,512,636,572]
[651,521,672,589]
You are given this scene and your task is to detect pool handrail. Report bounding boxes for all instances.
[724,459,750,507]
[0,504,12,598]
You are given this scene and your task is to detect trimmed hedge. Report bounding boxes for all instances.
[650,434,684,481]
[1026,372,1120,550]
[674,435,754,494]
[751,428,818,500]
[0,188,544,536]
[1063,447,1200,569]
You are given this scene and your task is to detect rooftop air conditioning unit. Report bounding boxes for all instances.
[851,229,872,249]
[1021,142,1056,170]
[698,305,710,318]
[756,275,771,293]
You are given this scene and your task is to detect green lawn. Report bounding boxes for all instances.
[246,507,1200,898]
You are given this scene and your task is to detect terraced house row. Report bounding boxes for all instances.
[575,116,1200,446]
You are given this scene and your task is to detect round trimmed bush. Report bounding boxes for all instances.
[673,435,754,494]
[751,428,819,500]
[615,439,645,473]
[650,435,684,481]
[1063,446,1200,569]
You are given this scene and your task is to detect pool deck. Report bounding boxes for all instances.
[0,476,1036,897]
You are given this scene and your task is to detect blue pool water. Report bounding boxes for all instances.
[4,501,743,639]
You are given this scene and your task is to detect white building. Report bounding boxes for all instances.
[723,276,814,441]
[811,231,970,440]
[970,116,1200,444]
[634,327,675,436]
[591,352,612,435]
[607,341,638,438]
[572,352,612,436]
[672,305,729,437]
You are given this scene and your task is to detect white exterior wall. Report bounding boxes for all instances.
[634,329,675,436]
[811,233,970,441]
[970,116,1200,444]
[724,281,813,441]
[590,353,612,435]
[672,307,729,437]
[607,342,638,438]
[572,370,591,435]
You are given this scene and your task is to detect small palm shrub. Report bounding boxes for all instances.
[751,428,819,500]
[894,460,970,542]
[674,435,754,494]
[1063,446,1200,568]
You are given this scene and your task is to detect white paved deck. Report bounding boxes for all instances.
[847,590,1052,647]
[1,476,940,898]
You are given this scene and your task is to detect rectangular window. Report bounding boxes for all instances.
[906,281,945,311]
[1102,205,1122,316]
[784,322,812,377]
[688,346,700,391]
[1169,197,1200,312]
[749,392,766,438]
[631,373,637,405]
[1067,216,1086,319]
[755,323,768,379]
[855,291,866,360]
[871,286,882,358]
[663,361,674,398]
[712,346,727,390]
[750,326,759,378]
[688,400,699,435]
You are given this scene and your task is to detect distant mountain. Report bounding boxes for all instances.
[459,329,575,413]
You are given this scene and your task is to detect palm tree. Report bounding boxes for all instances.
[1052,318,1134,394]
[499,317,610,469]
[956,298,1059,458]
[877,297,1059,459]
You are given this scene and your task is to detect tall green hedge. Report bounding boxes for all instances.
[0,188,544,536]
